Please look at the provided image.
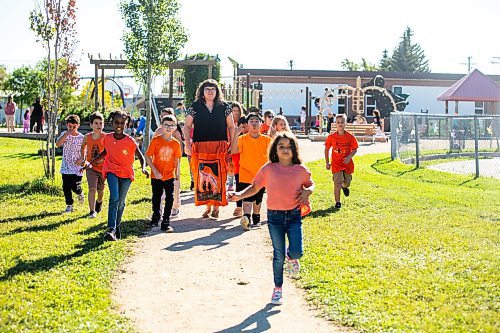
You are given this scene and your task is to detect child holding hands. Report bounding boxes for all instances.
[228,132,314,305]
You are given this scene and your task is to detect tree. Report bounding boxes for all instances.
[379,49,392,71]
[3,66,44,110]
[30,0,79,179]
[0,65,7,92]
[341,58,378,71]
[389,27,430,73]
[121,0,188,150]
[183,53,221,107]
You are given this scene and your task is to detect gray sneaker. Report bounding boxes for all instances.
[170,208,179,219]
[64,205,73,213]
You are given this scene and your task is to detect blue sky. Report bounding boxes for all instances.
[1,0,499,79]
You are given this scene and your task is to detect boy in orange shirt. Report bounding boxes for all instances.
[145,115,182,232]
[324,113,358,209]
[232,112,272,230]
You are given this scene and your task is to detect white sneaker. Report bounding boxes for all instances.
[78,193,85,204]
[64,205,73,213]
[88,211,97,218]
[170,208,179,219]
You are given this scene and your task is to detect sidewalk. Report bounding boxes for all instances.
[114,140,390,333]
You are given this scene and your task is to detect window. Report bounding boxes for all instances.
[475,101,484,115]
[393,86,403,95]
[365,94,376,116]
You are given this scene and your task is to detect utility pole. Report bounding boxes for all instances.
[492,57,500,74]
[289,59,294,70]
[461,56,476,73]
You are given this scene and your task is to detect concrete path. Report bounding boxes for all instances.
[114,140,389,333]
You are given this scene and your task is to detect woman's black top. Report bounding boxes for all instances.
[187,100,231,143]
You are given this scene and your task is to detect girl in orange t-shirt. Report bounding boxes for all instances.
[83,110,149,241]
[228,132,314,305]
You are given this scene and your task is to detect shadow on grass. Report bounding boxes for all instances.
[371,157,418,177]
[309,206,340,218]
[130,197,150,205]
[4,152,40,160]
[0,211,61,224]
[214,303,281,333]
[162,217,244,251]
[3,214,87,235]
[0,224,105,282]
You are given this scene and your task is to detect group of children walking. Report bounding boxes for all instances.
[56,105,359,305]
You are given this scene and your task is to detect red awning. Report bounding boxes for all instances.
[437,69,500,102]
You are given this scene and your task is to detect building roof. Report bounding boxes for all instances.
[437,69,500,102]
[236,68,500,82]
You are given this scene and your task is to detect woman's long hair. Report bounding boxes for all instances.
[268,131,302,165]
[194,79,223,104]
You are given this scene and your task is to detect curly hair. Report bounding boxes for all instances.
[194,79,224,104]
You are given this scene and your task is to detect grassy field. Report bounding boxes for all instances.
[0,137,498,332]
[301,155,500,332]
[0,137,190,332]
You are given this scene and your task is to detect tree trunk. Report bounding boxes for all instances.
[144,62,152,151]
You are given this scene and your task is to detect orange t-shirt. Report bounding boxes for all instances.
[253,162,314,210]
[85,132,105,172]
[325,131,359,174]
[102,133,138,180]
[146,136,182,181]
[237,133,272,183]
[260,123,270,134]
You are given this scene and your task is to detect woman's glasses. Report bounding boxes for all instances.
[204,87,217,92]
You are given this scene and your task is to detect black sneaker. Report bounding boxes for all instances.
[104,228,117,241]
[342,187,350,197]
[115,226,122,240]
[251,213,261,226]
[161,222,174,233]
[95,201,103,213]
[149,220,159,228]
[334,202,342,209]
[190,181,194,191]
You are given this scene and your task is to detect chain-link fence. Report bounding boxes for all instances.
[390,113,500,178]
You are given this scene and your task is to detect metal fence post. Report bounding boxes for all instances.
[390,113,398,160]
[414,114,420,168]
[474,115,479,178]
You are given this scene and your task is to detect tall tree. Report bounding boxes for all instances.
[121,0,188,149]
[379,49,392,71]
[341,58,378,71]
[0,65,7,92]
[3,66,44,110]
[340,58,360,71]
[30,0,79,178]
[389,27,430,73]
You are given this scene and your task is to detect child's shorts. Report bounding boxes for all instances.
[86,168,105,192]
[333,170,352,186]
[237,181,265,205]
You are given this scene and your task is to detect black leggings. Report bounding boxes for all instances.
[62,174,83,205]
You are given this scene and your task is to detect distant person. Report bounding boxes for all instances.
[145,115,182,232]
[324,113,358,209]
[30,97,44,133]
[4,95,17,132]
[230,116,248,217]
[23,109,31,133]
[77,112,106,218]
[300,106,306,131]
[260,110,274,134]
[268,115,291,138]
[174,102,186,117]
[353,114,366,124]
[227,102,245,192]
[56,114,85,213]
[228,132,314,305]
[326,111,335,133]
[373,109,387,141]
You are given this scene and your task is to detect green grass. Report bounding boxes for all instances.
[0,137,191,332]
[1,137,499,332]
[300,155,500,332]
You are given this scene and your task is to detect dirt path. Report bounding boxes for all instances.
[114,140,389,333]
